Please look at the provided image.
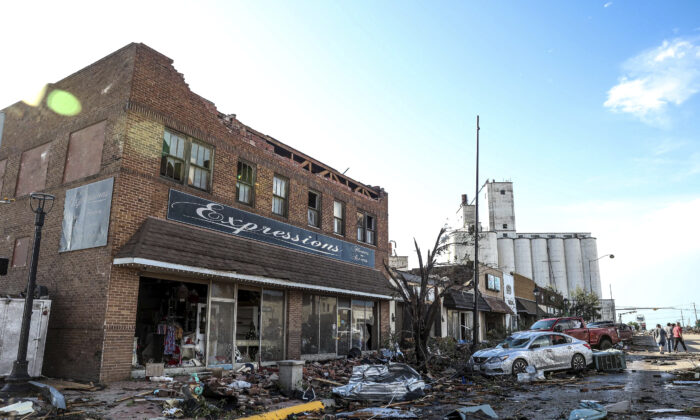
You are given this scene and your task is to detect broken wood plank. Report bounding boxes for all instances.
[310,377,343,386]
[115,390,152,403]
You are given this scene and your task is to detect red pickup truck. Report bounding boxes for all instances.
[529,317,620,349]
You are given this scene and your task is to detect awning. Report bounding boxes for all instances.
[114,217,393,299]
[443,290,490,311]
[516,298,538,316]
[483,295,515,315]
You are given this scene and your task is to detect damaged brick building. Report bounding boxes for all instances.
[0,43,392,382]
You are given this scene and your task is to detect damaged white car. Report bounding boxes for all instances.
[469,331,593,376]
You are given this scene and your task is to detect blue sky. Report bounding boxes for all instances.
[2,1,699,325]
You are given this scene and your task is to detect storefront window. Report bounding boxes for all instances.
[236,289,260,362]
[208,301,234,365]
[302,295,320,355]
[261,290,285,361]
[211,282,235,299]
[352,300,377,351]
[319,296,337,354]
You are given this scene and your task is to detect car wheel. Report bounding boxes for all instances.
[512,359,528,376]
[571,354,586,372]
[599,338,612,350]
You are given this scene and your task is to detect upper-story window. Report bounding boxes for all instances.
[272,175,288,217]
[161,129,212,191]
[307,190,320,227]
[333,201,345,236]
[356,211,376,245]
[236,160,256,205]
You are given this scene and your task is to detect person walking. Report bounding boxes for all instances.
[653,324,667,354]
[665,323,675,353]
[673,323,688,352]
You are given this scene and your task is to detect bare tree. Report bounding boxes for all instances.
[384,227,473,370]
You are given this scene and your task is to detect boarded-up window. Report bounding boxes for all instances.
[16,142,51,197]
[0,159,7,196]
[12,237,30,268]
[63,121,106,183]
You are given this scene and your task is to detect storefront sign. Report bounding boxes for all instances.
[503,274,517,330]
[59,177,114,252]
[167,189,375,268]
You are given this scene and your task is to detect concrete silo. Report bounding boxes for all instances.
[481,231,499,267]
[547,238,568,297]
[513,237,533,279]
[581,238,601,297]
[564,238,584,295]
[497,237,515,276]
[530,237,551,288]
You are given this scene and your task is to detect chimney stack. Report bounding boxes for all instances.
[461,194,467,205]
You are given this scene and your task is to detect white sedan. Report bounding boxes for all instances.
[469,331,593,376]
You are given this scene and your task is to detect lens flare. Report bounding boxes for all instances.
[46,90,81,116]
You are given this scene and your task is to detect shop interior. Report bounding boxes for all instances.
[134,277,208,369]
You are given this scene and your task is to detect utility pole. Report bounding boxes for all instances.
[681,309,685,327]
[472,115,480,348]
[694,302,698,327]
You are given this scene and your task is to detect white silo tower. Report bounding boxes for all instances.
[548,237,568,297]
[497,237,515,275]
[514,237,533,279]
[581,238,601,297]
[564,237,584,295]
[530,237,550,288]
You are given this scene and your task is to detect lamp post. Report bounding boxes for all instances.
[588,254,614,294]
[563,298,569,317]
[533,285,540,319]
[1,193,54,396]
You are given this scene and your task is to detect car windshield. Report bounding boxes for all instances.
[530,320,556,330]
[498,335,531,349]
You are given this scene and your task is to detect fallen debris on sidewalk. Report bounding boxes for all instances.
[568,401,607,420]
[0,401,34,416]
[337,406,419,418]
[332,363,426,402]
[444,404,498,419]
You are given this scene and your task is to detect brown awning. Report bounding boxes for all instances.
[482,295,515,315]
[443,290,490,311]
[114,217,393,299]
[516,298,538,316]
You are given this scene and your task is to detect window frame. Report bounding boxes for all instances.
[160,128,214,191]
[307,190,321,228]
[333,200,345,236]
[236,160,256,206]
[271,174,289,217]
[356,210,377,245]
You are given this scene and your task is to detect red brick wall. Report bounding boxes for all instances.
[0,42,390,381]
[286,291,303,360]
[0,44,136,381]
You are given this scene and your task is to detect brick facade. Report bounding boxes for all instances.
[0,43,390,382]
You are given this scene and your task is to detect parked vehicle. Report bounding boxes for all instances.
[588,321,634,341]
[469,331,593,376]
[528,317,620,349]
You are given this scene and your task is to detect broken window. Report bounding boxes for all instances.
[301,295,320,355]
[261,289,285,361]
[63,120,106,183]
[236,161,255,205]
[356,211,376,245]
[272,175,288,217]
[161,129,212,190]
[16,142,51,197]
[12,237,30,268]
[333,201,345,235]
[188,142,212,190]
[351,300,377,351]
[0,159,6,197]
[307,191,320,227]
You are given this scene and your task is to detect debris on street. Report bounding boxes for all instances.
[332,363,426,402]
[567,401,607,420]
[444,404,498,419]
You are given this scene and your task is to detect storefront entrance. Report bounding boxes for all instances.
[134,278,208,369]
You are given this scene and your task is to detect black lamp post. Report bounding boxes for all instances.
[1,193,54,396]
[533,285,540,318]
[563,298,569,316]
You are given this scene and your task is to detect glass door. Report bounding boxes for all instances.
[337,308,351,355]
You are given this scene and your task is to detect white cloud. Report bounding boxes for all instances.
[603,2,613,8]
[604,38,700,124]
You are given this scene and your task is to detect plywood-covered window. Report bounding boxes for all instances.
[0,159,7,197]
[16,142,51,197]
[12,237,30,268]
[63,121,106,183]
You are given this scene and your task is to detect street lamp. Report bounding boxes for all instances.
[1,193,54,396]
[533,286,540,318]
[563,298,569,316]
[588,254,614,294]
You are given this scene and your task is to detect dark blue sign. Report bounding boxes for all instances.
[167,189,375,268]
